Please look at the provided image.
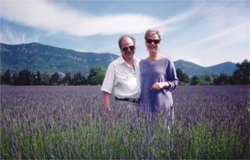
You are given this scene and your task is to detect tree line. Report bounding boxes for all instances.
[1,60,249,85]
[0,67,105,85]
[177,59,249,85]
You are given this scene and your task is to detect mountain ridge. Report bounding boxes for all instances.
[0,42,118,74]
[0,42,237,76]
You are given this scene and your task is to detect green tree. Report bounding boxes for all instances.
[190,75,200,85]
[176,69,189,85]
[232,59,250,84]
[213,74,231,85]
[33,71,42,85]
[190,75,214,85]
[61,72,72,85]
[1,70,12,84]
[88,67,105,85]
[18,69,32,85]
[41,73,50,85]
[204,75,212,83]
[49,72,60,85]
[12,72,19,85]
[72,72,87,85]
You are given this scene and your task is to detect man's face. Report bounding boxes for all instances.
[120,37,135,61]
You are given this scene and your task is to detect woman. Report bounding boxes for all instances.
[140,29,178,117]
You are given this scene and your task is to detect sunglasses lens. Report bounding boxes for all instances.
[122,46,134,52]
[129,46,135,50]
[122,47,128,52]
[154,40,160,44]
[146,39,160,44]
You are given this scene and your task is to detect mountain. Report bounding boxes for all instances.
[174,60,236,77]
[0,42,237,76]
[207,62,237,75]
[174,60,214,76]
[0,42,118,74]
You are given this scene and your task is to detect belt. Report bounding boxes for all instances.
[115,97,139,103]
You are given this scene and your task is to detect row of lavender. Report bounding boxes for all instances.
[1,85,249,159]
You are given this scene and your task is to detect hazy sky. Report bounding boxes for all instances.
[1,0,249,66]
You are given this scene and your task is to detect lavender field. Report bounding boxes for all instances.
[1,85,249,159]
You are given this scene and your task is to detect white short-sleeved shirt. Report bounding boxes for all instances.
[101,57,141,99]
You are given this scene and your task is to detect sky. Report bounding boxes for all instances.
[0,0,249,66]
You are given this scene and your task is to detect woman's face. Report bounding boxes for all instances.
[146,33,160,53]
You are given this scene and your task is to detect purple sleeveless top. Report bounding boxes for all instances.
[139,57,178,112]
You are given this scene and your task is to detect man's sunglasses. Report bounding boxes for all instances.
[122,46,135,52]
[146,39,160,44]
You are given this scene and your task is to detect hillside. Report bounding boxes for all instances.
[0,42,118,74]
[0,43,237,76]
[174,60,237,76]
[207,62,237,75]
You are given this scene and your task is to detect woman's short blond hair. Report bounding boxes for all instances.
[144,29,162,40]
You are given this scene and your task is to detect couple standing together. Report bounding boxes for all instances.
[101,28,178,118]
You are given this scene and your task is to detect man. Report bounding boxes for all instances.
[101,35,140,111]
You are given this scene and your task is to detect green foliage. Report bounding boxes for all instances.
[72,72,87,85]
[179,123,243,159]
[49,72,60,85]
[176,69,189,85]
[1,86,248,159]
[87,67,105,85]
[232,59,250,84]
[188,60,249,85]
[190,75,212,85]
[32,71,42,85]
[213,74,231,85]
[18,69,32,85]
[41,72,50,85]
[190,76,200,85]
[61,72,72,85]
[0,43,118,74]
[1,117,246,159]
[0,60,248,85]
[0,67,105,85]
[0,70,11,84]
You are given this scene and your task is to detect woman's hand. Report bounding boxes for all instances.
[152,82,170,90]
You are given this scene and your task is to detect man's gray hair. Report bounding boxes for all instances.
[118,35,135,49]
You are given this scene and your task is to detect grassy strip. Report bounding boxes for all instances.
[1,117,247,159]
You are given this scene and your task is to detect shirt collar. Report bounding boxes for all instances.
[117,56,139,65]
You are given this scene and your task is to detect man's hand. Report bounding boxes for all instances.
[102,92,112,112]
[152,82,170,90]
[105,106,112,112]
[99,105,112,117]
